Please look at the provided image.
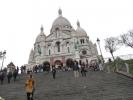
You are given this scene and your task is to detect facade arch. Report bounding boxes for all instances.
[66,58,74,68]
[54,60,63,69]
[43,61,50,71]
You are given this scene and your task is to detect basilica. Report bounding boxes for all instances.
[28,9,98,68]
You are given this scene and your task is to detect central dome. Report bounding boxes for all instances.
[52,16,71,27]
[51,9,72,33]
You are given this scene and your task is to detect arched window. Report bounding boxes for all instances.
[49,49,51,55]
[55,28,59,38]
[56,41,60,52]
[80,39,85,44]
[66,42,69,46]
[82,50,87,55]
[83,39,85,43]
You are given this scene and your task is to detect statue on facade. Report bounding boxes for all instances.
[37,45,41,55]
[74,41,79,50]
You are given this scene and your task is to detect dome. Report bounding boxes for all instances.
[76,21,87,36]
[51,9,72,33]
[28,48,35,64]
[35,26,46,43]
[76,27,87,36]
[52,16,71,28]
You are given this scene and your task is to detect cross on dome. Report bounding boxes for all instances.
[40,25,44,32]
[77,20,80,27]
[58,8,62,16]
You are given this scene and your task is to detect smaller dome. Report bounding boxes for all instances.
[35,26,46,43]
[28,48,35,64]
[76,21,87,36]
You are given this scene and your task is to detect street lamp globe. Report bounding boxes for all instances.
[3,50,6,55]
[97,38,100,44]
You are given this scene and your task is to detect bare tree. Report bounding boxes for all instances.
[120,30,133,48]
[105,37,119,61]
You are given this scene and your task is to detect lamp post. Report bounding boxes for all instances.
[96,38,104,63]
[0,50,6,70]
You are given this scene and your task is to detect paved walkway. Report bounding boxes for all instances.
[0,70,133,100]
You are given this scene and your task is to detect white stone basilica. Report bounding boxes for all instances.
[28,9,98,67]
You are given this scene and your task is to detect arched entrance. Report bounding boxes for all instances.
[66,58,74,68]
[43,61,50,72]
[54,60,63,69]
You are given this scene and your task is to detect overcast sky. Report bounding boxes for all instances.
[0,0,133,67]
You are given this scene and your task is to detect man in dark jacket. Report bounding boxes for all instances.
[73,61,79,78]
[0,71,5,85]
[52,65,56,79]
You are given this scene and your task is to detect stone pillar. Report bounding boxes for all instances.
[50,57,54,65]
[75,50,80,63]
[62,56,65,66]
[125,63,129,73]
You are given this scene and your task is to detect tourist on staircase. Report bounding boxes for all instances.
[13,69,18,82]
[81,62,87,77]
[25,74,35,100]
[73,60,79,78]
[52,65,56,79]
[7,70,12,84]
[0,70,5,85]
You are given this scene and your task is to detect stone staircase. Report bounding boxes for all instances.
[0,70,133,100]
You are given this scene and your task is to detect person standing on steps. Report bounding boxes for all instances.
[73,60,79,78]
[7,70,12,84]
[0,70,5,85]
[25,74,35,100]
[13,69,18,82]
[81,62,87,77]
[52,65,56,79]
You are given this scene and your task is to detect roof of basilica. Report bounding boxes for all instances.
[36,9,88,43]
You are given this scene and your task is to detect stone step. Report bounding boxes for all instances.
[0,70,133,100]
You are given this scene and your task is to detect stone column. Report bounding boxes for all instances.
[62,56,65,66]
[125,63,129,73]
[75,50,80,63]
